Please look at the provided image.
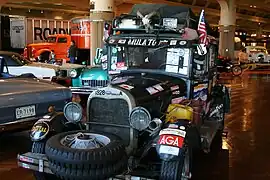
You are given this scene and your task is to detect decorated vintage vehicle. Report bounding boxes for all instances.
[18,4,230,180]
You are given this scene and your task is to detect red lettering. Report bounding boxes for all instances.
[158,134,184,148]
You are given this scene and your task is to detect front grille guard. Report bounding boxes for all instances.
[86,89,137,155]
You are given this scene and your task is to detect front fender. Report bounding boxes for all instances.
[30,112,66,142]
[35,49,51,57]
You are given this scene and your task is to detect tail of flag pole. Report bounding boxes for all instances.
[197,9,209,46]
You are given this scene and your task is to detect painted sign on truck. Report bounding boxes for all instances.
[10,17,71,49]
[70,17,91,49]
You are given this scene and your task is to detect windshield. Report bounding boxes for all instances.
[47,37,57,43]
[106,46,190,75]
[12,55,32,65]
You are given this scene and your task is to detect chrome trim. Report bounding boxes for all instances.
[0,116,38,126]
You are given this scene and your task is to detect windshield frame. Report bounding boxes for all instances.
[12,54,32,65]
[104,44,192,78]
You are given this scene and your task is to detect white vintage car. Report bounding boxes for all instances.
[237,46,270,63]
[0,51,84,80]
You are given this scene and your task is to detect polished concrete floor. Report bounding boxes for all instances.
[1,71,270,180]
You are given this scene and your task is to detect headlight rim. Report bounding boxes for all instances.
[129,106,151,131]
[69,69,78,78]
[63,102,83,123]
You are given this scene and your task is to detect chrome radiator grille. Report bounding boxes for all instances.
[89,97,129,126]
[82,80,108,88]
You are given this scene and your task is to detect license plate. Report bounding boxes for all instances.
[16,105,36,119]
[158,134,184,148]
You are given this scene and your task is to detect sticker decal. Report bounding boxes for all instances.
[146,87,159,95]
[158,134,184,148]
[119,84,134,90]
[172,91,180,95]
[170,85,179,91]
[153,84,164,91]
[194,83,208,101]
[111,76,134,84]
[159,145,180,156]
[159,128,186,137]
[146,84,164,95]
[171,97,185,104]
[168,124,179,129]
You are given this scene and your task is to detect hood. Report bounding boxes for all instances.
[111,72,187,104]
[27,43,54,48]
[29,62,59,70]
[0,78,68,95]
[0,78,72,122]
[81,67,108,80]
[59,63,85,70]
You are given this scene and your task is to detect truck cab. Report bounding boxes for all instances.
[24,34,71,62]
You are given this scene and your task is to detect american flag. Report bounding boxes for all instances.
[197,10,209,45]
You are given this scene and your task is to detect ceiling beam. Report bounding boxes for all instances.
[2,3,88,14]
[124,0,269,24]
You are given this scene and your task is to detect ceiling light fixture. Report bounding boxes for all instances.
[41,10,43,13]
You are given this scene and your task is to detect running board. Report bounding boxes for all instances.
[17,153,155,180]
[200,120,221,153]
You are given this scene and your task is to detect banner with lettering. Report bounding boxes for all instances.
[108,37,189,47]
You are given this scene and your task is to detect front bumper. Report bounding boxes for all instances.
[18,152,155,180]
[0,116,39,133]
[70,87,96,94]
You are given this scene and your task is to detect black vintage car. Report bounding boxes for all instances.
[0,57,72,133]
[18,4,230,180]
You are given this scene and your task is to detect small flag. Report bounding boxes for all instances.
[197,9,209,46]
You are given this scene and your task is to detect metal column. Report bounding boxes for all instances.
[89,0,114,66]
[217,0,236,60]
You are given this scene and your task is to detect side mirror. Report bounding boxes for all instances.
[94,48,103,65]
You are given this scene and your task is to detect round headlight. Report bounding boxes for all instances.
[63,102,83,123]
[69,69,77,78]
[129,107,151,131]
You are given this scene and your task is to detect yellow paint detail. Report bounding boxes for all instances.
[165,104,193,123]
[32,126,47,133]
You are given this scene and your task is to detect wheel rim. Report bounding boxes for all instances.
[232,66,241,75]
[60,132,111,150]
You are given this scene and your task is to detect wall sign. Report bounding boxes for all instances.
[34,27,71,41]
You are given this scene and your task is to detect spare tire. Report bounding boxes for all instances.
[45,130,127,168]
[49,154,128,180]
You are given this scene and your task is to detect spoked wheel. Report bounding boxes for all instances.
[45,130,127,180]
[231,65,242,76]
[160,147,192,180]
